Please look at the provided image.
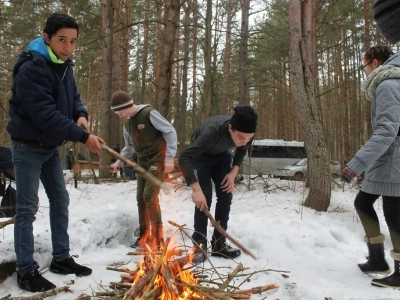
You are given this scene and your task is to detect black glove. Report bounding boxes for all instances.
[341,166,356,183]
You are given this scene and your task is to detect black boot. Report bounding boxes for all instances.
[372,250,400,289]
[17,268,56,292]
[211,237,241,259]
[50,255,92,277]
[192,241,207,264]
[358,235,390,274]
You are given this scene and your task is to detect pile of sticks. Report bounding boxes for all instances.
[99,235,281,300]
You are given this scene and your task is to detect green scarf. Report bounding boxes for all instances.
[46,45,65,64]
[361,65,400,100]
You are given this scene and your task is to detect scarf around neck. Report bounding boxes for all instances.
[361,64,400,100]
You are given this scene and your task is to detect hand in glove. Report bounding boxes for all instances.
[341,166,356,183]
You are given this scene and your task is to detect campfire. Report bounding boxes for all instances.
[96,222,282,300]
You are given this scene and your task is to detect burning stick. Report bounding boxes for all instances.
[203,208,256,259]
[100,144,170,193]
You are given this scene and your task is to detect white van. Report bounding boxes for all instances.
[240,139,306,176]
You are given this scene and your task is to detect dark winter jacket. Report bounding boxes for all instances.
[179,115,252,185]
[7,37,88,148]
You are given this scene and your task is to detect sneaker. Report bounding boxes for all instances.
[50,255,92,277]
[211,239,241,259]
[17,269,56,292]
[192,242,207,264]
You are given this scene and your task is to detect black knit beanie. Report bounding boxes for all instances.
[374,0,400,44]
[110,90,134,111]
[230,106,258,133]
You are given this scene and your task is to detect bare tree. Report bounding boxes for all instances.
[98,0,115,177]
[155,0,181,119]
[221,0,234,115]
[238,0,250,106]
[289,0,331,211]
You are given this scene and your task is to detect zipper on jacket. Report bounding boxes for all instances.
[62,66,68,80]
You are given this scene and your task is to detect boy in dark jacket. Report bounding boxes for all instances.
[179,106,258,263]
[7,13,104,292]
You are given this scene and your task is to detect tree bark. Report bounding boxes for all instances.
[201,0,212,121]
[99,0,115,178]
[289,0,331,211]
[238,0,250,106]
[155,0,181,119]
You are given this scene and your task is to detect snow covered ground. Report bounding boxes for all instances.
[1,173,399,299]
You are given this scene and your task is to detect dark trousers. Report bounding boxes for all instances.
[136,155,164,234]
[354,191,400,252]
[192,152,232,244]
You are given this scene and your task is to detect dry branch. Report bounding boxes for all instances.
[123,272,153,299]
[0,217,15,229]
[219,263,244,290]
[2,286,70,300]
[235,283,279,294]
[101,144,170,193]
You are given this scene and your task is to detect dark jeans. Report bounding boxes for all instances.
[354,190,400,252]
[192,152,233,244]
[11,142,70,275]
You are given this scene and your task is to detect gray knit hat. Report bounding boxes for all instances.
[110,90,134,111]
[374,0,400,44]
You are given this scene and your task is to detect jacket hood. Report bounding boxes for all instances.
[385,51,400,67]
[27,37,52,62]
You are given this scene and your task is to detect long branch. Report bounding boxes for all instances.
[0,217,15,229]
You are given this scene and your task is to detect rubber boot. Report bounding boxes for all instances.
[372,250,400,289]
[358,234,390,274]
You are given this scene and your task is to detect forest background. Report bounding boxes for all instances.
[0,0,399,211]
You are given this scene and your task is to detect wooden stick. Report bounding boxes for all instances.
[0,217,15,229]
[109,282,133,289]
[203,208,256,259]
[123,272,153,300]
[100,144,170,193]
[4,286,70,300]
[220,263,244,290]
[232,283,279,294]
[142,237,170,298]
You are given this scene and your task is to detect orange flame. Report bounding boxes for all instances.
[131,239,202,299]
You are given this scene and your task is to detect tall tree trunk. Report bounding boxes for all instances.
[201,0,212,121]
[192,0,199,130]
[153,2,163,110]
[363,0,373,142]
[123,0,132,90]
[110,0,122,148]
[221,0,233,115]
[141,0,150,102]
[289,0,331,211]
[238,0,250,106]
[99,0,114,177]
[155,0,181,119]
[177,1,191,155]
